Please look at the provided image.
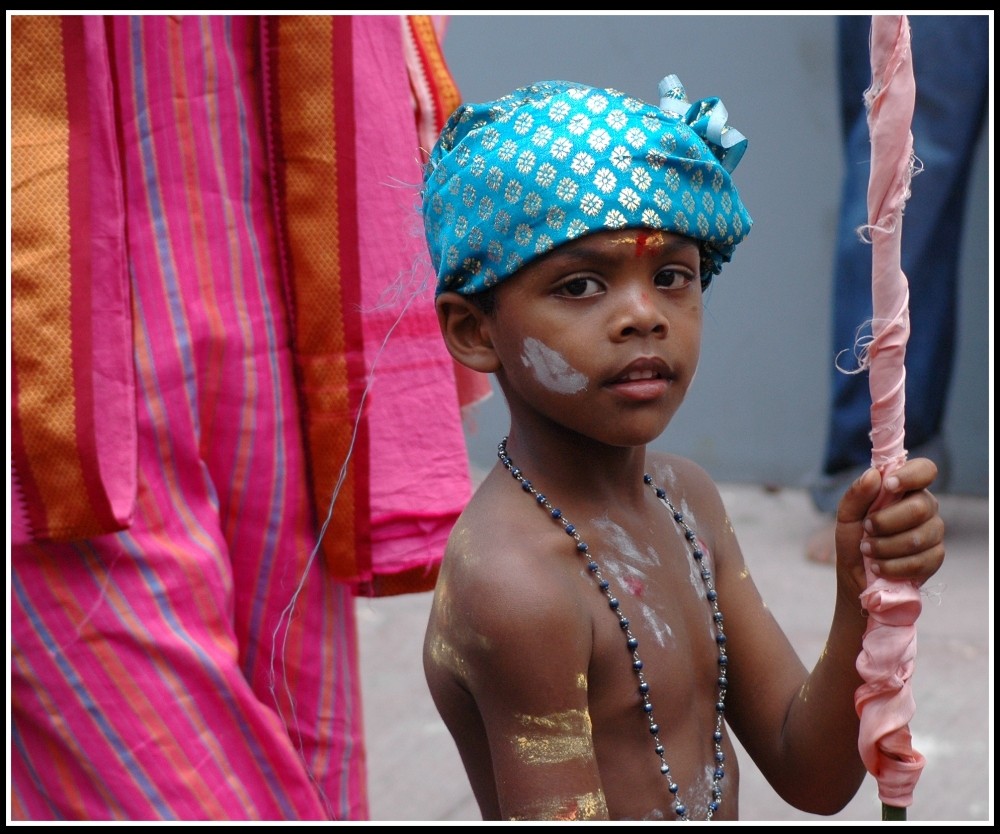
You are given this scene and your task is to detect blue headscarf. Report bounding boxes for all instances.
[423,75,753,297]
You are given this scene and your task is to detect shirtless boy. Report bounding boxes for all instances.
[420,76,944,821]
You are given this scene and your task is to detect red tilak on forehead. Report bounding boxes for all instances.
[635,231,650,257]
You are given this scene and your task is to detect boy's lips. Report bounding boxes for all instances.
[608,357,673,383]
[605,357,674,400]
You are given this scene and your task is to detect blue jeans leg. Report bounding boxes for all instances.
[811,15,988,513]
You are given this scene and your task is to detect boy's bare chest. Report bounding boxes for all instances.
[559,513,731,818]
[554,512,721,709]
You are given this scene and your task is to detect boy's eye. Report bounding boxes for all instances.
[654,268,694,290]
[557,276,603,297]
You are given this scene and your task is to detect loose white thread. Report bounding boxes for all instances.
[267,237,432,816]
[836,152,921,380]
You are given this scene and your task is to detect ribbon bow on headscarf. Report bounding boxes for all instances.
[658,73,748,173]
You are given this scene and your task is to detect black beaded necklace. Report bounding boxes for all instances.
[497,437,728,820]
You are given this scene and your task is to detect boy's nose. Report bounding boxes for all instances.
[613,289,669,340]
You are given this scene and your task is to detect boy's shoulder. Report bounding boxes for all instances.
[441,466,581,587]
[645,450,723,504]
[426,451,735,677]
[432,465,599,638]
[642,450,734,555]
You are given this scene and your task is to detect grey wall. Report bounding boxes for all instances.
[441,14,989,497]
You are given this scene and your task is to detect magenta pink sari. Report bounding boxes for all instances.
[11,15,480,820]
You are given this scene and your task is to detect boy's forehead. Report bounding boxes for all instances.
[558,229,699,255]
[531,229,702,269]
[604,231,695,251]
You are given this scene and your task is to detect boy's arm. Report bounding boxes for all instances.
[691,457,943,814]
[430,546,610,821]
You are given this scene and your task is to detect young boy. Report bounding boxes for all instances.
[420,77,944,821]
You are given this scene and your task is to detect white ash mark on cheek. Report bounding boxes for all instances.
[521,337,588,394]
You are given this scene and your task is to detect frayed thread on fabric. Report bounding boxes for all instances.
[835,312,909,378]
[837,150,920,381]
[267,264,428,818]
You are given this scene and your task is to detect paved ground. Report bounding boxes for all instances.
[358,483,991,824]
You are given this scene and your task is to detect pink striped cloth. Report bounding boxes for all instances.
[10,15,474,820]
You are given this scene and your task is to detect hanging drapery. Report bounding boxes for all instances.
[12,14,488,597]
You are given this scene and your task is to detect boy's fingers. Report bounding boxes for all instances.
[836,467,882,525]
[883,457,938,495]
[865,489,940,538]
[864,514,945,560]
[869,539,945,582]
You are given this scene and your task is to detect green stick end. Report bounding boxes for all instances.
[881,802,907,821]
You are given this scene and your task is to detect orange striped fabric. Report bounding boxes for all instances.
[404,15,463,156]
[262,15,477,595]
[403,14,495,415]
[261,16,370,586]
[10,15,136,542]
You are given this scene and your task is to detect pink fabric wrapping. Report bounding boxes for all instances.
[852,14,926,808]
[351,15,473,587]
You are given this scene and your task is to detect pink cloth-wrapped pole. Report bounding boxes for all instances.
[852,14,926,810]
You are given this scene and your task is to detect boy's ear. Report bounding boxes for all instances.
[435,292,501,374]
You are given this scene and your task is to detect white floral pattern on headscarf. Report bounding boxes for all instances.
[423,75,752,296]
